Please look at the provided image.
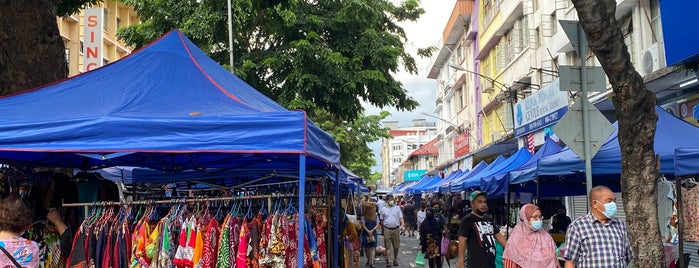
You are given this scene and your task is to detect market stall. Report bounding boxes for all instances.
[0,30,340,268]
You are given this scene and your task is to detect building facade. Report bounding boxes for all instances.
[380,120,437,187]
[426,0,699,263]
[57,1,139,76]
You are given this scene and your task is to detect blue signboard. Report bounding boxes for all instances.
[514,79,569,137]
[661,1,699,66]
[404,169,427,181]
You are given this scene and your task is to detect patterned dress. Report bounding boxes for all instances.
[215,215,231,268]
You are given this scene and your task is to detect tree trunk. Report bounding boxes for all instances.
[571,0,663,266]
[0,0,67,95]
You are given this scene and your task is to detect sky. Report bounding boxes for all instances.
[366,0,457,172]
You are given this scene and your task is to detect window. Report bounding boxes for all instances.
[64,48,70,64]
[392,144,402,151]
[393,158,402,164]
[79,41,84,54]
[116,17,122,30]
[650,0,662,42]
[551,12,557,35]
[103,8,109,31]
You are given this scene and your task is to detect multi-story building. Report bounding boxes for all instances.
[380,119,437,187]
[427,0,699,263]
[426,0,477,172]
[57,0,139,76]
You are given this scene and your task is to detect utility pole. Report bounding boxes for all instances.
[227,0,234,73]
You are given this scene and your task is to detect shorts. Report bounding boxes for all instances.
[383,227,400,250]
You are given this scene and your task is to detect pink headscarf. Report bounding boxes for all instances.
[502,204,559,268]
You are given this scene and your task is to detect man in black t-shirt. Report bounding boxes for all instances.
[457,191,507,268]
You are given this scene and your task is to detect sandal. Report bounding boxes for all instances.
[393,261,398,266]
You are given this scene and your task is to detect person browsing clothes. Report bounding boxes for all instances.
[0,194,40,268]
[563,185,633,268]
[503,203,559,268]
[457,191,507,268]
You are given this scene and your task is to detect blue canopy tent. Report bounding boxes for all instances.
[406,175,443,194]
[530,106,699,197]
[421,169,464,193]
[538,106,699,178]
[482,137,564,197]
[462,147,531,194]
[429,162,486,193]
[392,181,418,195]
[0,30,340,268]
[674,147,699,176]
[449,156,506,193]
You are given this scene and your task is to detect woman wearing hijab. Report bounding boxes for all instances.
[419,207,445,268]
[503,203,559,268]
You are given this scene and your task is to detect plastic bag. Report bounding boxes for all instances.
[415,251,426,266]
[441,235,450,256]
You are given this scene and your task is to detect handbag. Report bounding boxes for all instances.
[415,251,426,267]
[440,235,450,256]
[346,237,361,251]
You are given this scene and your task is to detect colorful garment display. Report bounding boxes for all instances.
[66,202,327,268]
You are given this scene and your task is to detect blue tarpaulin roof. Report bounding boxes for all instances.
[464,147,531,194]
[406,175,442,194]
[0,30,340,172]
[449,156,506,193]
[675,147,699,176]
[431,162,487,193]
[537,106,699,177]
[481,137,564,196]
[480,146,539,197]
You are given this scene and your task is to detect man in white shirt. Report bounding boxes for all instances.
[379,195,404,267]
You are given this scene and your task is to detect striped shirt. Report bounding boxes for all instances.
[563,213,633,268]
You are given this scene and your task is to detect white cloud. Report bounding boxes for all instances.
[367,0,456,172]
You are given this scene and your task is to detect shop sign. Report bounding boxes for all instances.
[513,79,569,137]
[403,169,426,181]
[453,130,470,158]
[83,8,104,72]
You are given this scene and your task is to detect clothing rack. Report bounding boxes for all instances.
[61,194,328,207]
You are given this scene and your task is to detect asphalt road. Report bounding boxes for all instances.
[361,233,456,268]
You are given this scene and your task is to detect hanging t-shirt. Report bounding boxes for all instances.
[0,237,40,268]
[458,213,500,268]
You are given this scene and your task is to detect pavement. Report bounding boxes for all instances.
[360,232,454,268]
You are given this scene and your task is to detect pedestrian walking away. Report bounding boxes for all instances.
[379,195,404,267]
[420,206,446,268]
[563,185,633,268]
[503,203,559,268]
[361,195,379,268]
[457,191,507,268]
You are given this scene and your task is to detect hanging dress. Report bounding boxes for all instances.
[229,217,240,267]
[257,214,274,267]
[246,214,262,268]
[215,215,231,268]
[284,214,299,267]
[314,212,327,268]
[192,223,204,267]
[235,219,249,268]
[201,217,220,268]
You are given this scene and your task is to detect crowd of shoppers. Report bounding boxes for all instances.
[352,185,632,268]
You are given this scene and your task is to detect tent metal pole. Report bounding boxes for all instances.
[297,154,306,268]
[677,176,685,268]
[333,168,340,268]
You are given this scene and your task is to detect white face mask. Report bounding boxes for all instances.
[388,200,395,206]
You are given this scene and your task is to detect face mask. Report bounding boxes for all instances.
[388,201,395,206]
[596,201,617,219]
[530,220,543,231]
[473,210,486,216]
[433,208,441,214]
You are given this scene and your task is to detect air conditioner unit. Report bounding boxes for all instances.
[640,42,665,76]
[481,79,493,93]
[491,131,502,141]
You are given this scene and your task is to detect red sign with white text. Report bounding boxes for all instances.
[454,130,470,158]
